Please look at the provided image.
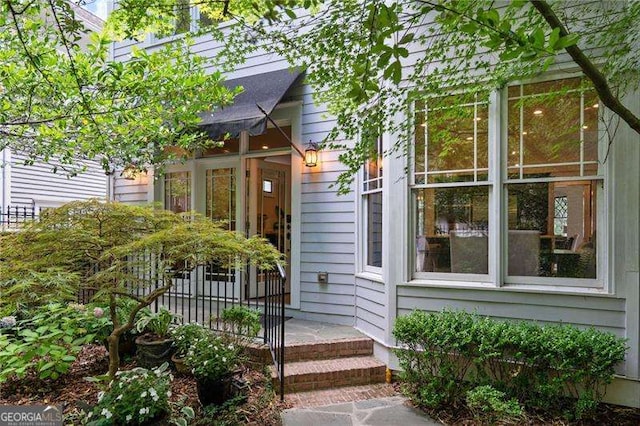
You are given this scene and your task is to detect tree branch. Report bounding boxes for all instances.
[531,0,640,135]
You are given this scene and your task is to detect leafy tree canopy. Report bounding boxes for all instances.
[0,0,239,176]
[2,1,639,190]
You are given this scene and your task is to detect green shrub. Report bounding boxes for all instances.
[219,306,262,339]
[186,334,243,382]
[88,363,172,425]
[0,303,100,383]
[171,322,209,357]
[135,307,179,339]
[466,385,523,424]
[393,310,627,418]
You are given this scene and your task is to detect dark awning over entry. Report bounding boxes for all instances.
[198,68,303,140]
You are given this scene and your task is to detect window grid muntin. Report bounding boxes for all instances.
[363,136,383,194]
[507,80,601,181]
[414,94,489,186]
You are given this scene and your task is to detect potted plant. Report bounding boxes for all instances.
[170,322,209,374]
[135,307,178,368]
[185,334,243,406]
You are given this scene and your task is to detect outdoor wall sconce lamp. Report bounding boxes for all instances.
[304,141,318,167]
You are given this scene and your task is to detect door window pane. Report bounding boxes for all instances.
[206,168,236,230]
[415,186,489,274]
[164,172,191,213]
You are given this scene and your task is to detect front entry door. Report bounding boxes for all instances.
[246,157,291,299]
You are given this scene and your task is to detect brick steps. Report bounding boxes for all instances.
[273,356,386,393]
[272,336,387,396]
[284,337,373,362]
[286,383,397,408]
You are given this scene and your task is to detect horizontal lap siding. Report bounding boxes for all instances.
[10,154,106,207]
[355,278,385,341]
[112,175,150,205]
[299,147,356,324]
[396,286,626,337]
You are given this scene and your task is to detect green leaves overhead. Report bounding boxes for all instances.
[0,0,237,176]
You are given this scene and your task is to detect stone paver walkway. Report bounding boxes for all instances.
[284,319,367,343]
[282,396,441,426]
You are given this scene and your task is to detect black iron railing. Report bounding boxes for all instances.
[0,205,39,229]
[79,256,288,399]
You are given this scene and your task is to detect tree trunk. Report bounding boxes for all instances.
[107,332,121,379]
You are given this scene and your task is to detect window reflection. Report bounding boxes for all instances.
[507,181,597,278]
[165,172,191,214]
[415,187,489,274]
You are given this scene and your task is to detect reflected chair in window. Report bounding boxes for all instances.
[449,230,488,274]
[508,230,540,276]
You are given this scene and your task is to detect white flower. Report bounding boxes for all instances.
[126,415,132,422]
[141,391,147,398]
[116,394,122,400]
[167,391,172,397]
[139,407,149,415]
[101,408,112,419]
[97,391,104,403]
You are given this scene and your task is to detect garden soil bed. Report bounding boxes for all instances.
[393,384,640,426]
[0,344,289,425]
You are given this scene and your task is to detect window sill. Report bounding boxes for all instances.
[402,279,613,297]
[356,271,384,284]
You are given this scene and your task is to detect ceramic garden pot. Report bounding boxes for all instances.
[135,335,174,369]
[171,353,191,375]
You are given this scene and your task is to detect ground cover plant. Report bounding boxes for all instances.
[393,309,628,422]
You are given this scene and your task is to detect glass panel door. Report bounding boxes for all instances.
[202,166,238,299]
[246,157,291,300]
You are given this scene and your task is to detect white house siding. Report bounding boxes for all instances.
[299,148,356,325]
[396,286,626,336]
[9,153,106,207]
[111,174,152,204]
[355,277,386,342]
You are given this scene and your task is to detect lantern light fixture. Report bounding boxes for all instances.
[304,141,319,167]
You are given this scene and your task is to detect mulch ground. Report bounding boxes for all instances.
[0,344,289,425]
[393,383,640,426]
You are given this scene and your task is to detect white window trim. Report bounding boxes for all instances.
[358,136,384,275]
[408,75,608,292]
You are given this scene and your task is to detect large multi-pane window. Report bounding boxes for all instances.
[412,77,602,286]
[164,171,191,213]
[362,137,383,269]
[413,93,490,275]
[506,78,601,281]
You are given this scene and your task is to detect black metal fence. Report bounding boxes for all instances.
[78,258,288,399]
[0,205,39,229]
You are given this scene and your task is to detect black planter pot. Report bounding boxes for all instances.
[196,376,234,406]
[135,335,174,369]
